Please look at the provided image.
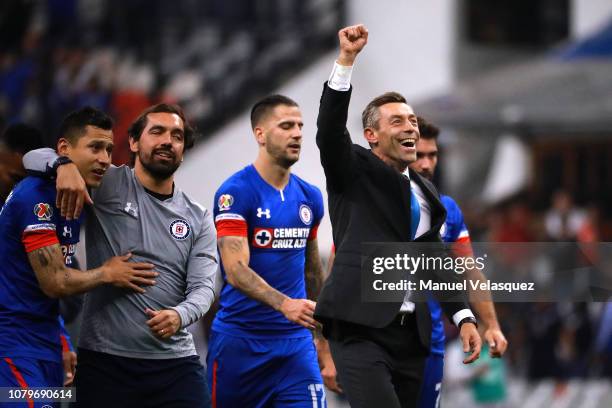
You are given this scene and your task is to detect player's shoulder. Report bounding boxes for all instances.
[105,164,132,183]
[176,189,210,218]
[9,176,55,205]
[440,194,465,222]
[216,165,255,194]
[441,194,461,212]
[290,173,323,200]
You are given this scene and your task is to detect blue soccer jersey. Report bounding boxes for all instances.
[428,194,472,356]
[212,164,324,338]
[419,194,473,408]
[0,176,81,363]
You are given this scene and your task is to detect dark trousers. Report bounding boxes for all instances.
[72,348,210,408]
[327,313,429,408]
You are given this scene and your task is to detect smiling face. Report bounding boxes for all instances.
[365,102,420,172]
[129,112,185,180]
[255,104,303,169]
[58,125,114,188]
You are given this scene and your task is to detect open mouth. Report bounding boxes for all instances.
[92,168,106,176]
[154,150,174,160]
[400,139,416,148]
[288,143,301,151]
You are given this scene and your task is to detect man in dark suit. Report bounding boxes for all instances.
[314,25,482,408]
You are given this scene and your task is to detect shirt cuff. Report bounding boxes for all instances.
[328,62,353,91]
[452,309,475,327]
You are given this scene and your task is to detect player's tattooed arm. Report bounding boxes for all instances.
[304,238,323,302]
[219,236,317,329]
[218,236,286,309]
[28,244,157,297]
[305,238,324,337]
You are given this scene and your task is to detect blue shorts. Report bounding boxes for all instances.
[73,348,210,408]
[418,353,444,408]
[207,331,326,408]
[0,356,63,408]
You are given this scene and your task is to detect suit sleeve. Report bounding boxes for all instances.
[170,208,219,328]
[315,83,356,192]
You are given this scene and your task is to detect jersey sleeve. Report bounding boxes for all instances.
[18,188,60,253]
[449,200,473,257]
[308,186,325,241]
[170,208,219,328]
[213,181,251,238]
[22,148,57,176]
[22,147,124,205]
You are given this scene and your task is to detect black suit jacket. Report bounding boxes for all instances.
[314,83,468,348]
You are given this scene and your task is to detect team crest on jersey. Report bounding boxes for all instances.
[170,219,191,240]
[218,194,234,211]
[253,228,273,248]
[299,204,312,225]
[34,203,53,221]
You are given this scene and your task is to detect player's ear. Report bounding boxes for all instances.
[254,126,266,146]
[363,128,378,145]
[57,137,71,156]
[128,136,139,154]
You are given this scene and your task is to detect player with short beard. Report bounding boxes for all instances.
[209,95,327,407]
[22,104,218,408]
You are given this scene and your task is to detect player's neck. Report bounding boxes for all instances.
[134,162,174,195]
[253,157,291,190]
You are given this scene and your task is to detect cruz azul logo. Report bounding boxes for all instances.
[34,203,53,221]
[170,219,191,240]
[252,227,310,249]
[299,204,312,225]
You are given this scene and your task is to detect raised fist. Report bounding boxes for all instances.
[337,24,368,66]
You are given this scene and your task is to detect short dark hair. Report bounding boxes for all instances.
[127,103,195,148]
[417,116,440,140]
[362,92,407,130]
[58,106,114,145]
[0,123,45,154]
[250,95,298,129]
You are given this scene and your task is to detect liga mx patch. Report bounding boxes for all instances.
[34,202,53,221]
[170,219,191,240]
[218,194,234,211]
[299,204,312,225]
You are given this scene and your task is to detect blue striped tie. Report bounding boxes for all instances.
[410,187,421,240]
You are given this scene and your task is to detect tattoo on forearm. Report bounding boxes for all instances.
[36,247,51,267]
[220,237,244,254]
[305,242,323,301]
[232,259,285,310]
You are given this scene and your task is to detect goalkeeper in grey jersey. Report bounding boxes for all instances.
[24,104,218,408]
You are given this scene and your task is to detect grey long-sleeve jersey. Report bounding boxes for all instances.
[24,149,219,359]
